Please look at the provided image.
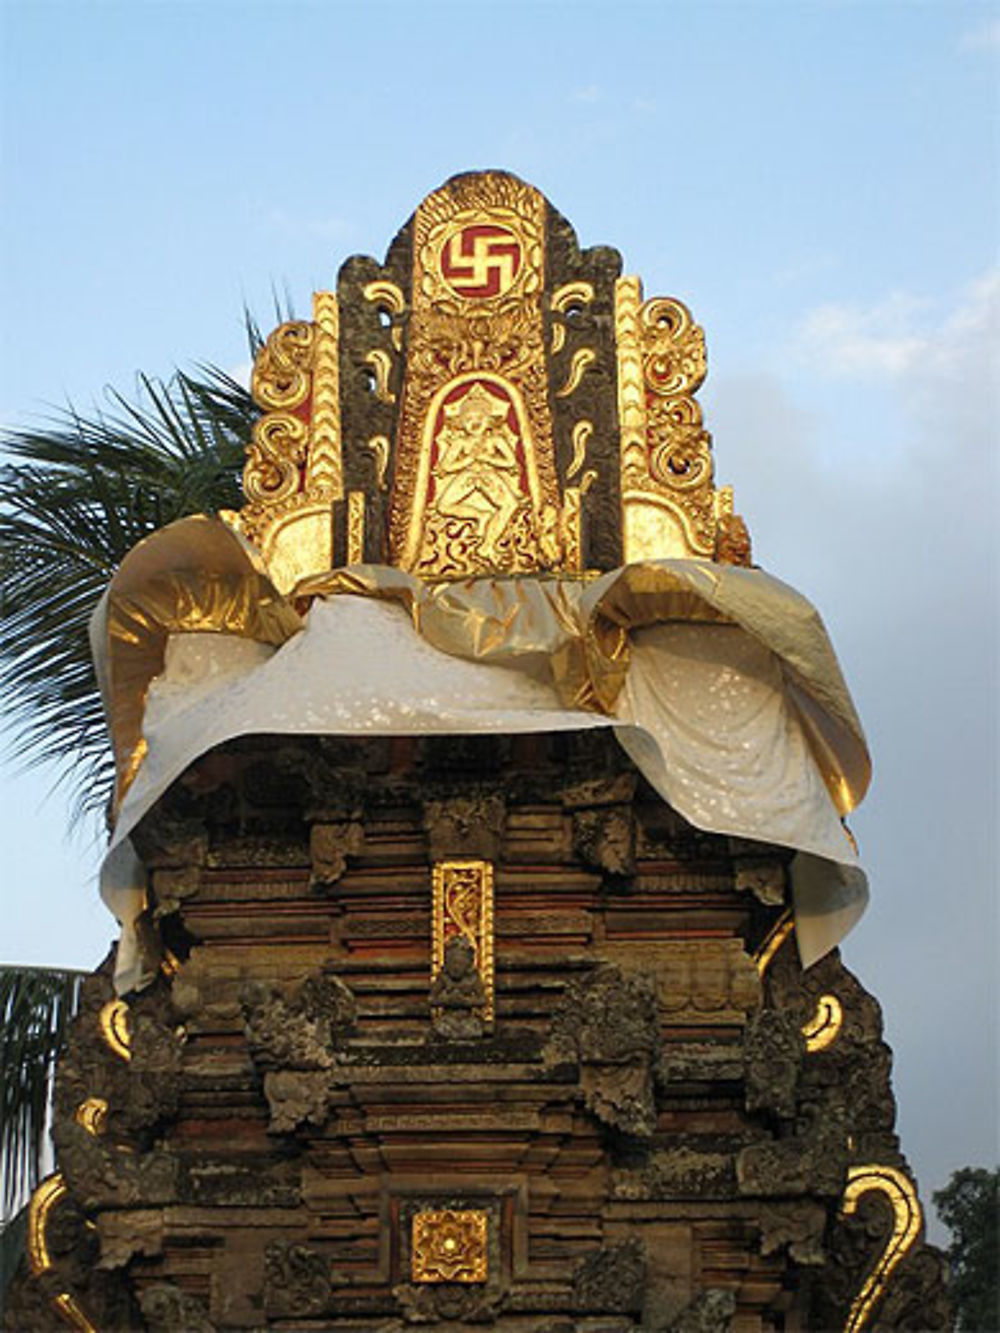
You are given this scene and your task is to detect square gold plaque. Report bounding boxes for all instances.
[411,1208,489,1284]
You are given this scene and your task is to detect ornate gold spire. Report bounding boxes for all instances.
[228,171,750,591]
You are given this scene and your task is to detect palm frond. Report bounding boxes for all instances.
[0,966,86,1215]
[0,364,255,818]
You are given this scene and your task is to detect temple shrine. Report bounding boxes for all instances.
[5,172,949,1332]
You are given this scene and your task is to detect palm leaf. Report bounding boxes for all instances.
[0,966,86,1215]
[0,364,256,819]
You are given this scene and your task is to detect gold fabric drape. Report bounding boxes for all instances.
[96,515,869,819]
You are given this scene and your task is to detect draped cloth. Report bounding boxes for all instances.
[93,516,870,994]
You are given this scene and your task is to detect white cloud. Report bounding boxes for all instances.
[792,268,1000,403]
[960,17,1000,51]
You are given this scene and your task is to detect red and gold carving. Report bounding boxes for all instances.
[439,224,522,299]
[411,1209,489,1284]
[432,859,494,1022]
[391,173,566,578]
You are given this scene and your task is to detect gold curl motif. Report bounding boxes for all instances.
[365,435,390,490]
[802,993,844,1052]
[840,1165,922,1333]
[365,348,396,404]
[74,1097,109,1136]
[567,420,593,480]
[555,347,596,399]
[363,279,406,315]
[648,413,713,494]
[243,413,308,505]
[27,1174,97,1332]
[639,297,707,397]
[99,999,132,1061]
[251,320,315,412]
[551,282,595,355]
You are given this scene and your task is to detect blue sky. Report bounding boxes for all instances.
[1,0,997,1236]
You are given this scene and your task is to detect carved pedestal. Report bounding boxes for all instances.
[6,731,949,1331]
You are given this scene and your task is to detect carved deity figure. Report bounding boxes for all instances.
[430,381,526,558]
[429,935,487,1040]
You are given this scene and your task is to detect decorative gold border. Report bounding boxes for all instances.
[347,491,366,565]
[306,290,343,498]
[432,859,495,1024]
[841,1164,922,1333]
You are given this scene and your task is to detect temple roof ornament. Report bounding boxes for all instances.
[226,170,750,593]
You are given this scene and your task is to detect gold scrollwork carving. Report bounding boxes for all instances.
[551,281,595,314]
[365,435,390,490]
[616,276,738,561]
[639,296,707,397]
[555,347,596,399]
[364,278,406,351]
[841,1165,922,1333]
[243,319,316,508]
[27,1174,97,1332]
[251,320,314,411]
[99,999,131,1061]
[432,859,494,1023]
[802,993,844,1052]
[28,1173,66,1275]
[364,348,396,404]
[363,279,406,314]
[236,292,343,589]
[412,1209,489,1284]
[74,1097,109,1136]
[567,420,593,481]
[243,412,308,506]
[551,282,595,355]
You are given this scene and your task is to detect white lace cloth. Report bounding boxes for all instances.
[104,595,865,992]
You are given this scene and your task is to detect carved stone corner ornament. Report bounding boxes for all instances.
[549,964,661,1137]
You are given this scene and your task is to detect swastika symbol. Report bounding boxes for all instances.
[439,225,522,299]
